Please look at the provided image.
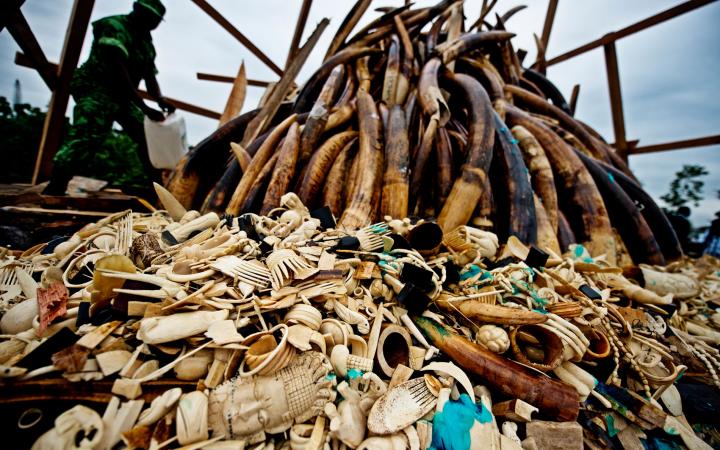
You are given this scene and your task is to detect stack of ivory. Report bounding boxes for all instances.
[1,193,718,449]
[166,0,682,269]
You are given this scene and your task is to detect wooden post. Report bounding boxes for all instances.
[32,0,95,184]
[286,0,313,68]
[0,0,25,33]
[7,11,56,90]
[540,0,559,52]
[191,0,284,77]
[604,41,628,163]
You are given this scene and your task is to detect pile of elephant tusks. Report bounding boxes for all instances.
[166,0,683,267]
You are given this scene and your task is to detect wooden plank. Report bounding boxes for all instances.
[15,52,221,120]
[604,42,627,162]
[547,0,718,66]
[628,134,720,155]
[32,0,95,184]
[2,206,110,218]
[286,0,313,68]
[6,11,56,90]
[196,72,271,87]
[0,206,106,248]
[540,0,559,51]
[0,190,153,212]
[191,0,284,77]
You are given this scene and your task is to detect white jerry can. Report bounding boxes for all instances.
[144,112,189,169]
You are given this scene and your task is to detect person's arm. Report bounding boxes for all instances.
[106,48,165,121]
[145,72,176,113]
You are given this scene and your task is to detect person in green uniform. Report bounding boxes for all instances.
[44,0,174,195]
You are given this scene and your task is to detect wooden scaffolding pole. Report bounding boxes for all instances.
[546,0,718,67]
[540,0,558,51]
[285,0,313,68]
[191,0,284,77]
[603,42,628,163]
[196,72,270,87]
[629,135,720,155]
[6,11,56,90]
[32,0,95,184]
[0,0,26,33]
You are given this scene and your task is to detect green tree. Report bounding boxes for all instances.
[0,96,145,185]
[0,96,59,182]
[660,164,708,210]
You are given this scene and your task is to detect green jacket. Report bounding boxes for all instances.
[72,14,157,96]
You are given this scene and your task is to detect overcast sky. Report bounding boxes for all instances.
[1,0,718,227]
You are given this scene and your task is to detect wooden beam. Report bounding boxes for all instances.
[0,0,25,33]
[540,0,558,51]
[190,0,284,77]
[32,0,95,184]
[6,11,56,90]
[196,72,270,87]
[604,42,627,162]
[546,0,718,66]
[15,52,221,120]
[628,135,720,155]
[241,18,329,147]
[137,91,221,120]
[286,0,313,68]
[611,139,639,151]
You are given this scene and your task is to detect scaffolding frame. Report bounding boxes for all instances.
[4,0,719,183]
[537,0,720,161]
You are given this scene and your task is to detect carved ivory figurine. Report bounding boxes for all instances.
[208,351,335,441]
[325,376,387,448]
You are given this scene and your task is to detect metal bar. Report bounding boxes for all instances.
[628,135,720,155]
[604,42,627,162]
[546,0,718,66]
[15,52,221,119]
[32,0,95,184]
[286,0,313,68]
[190,0,284,77]
[540,0,558,51]
[196,72,270,87]
[7,11,56,90]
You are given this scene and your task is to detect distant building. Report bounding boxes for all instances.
[13,79,21,106]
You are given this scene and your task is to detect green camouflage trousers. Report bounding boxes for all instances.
[53,89,151,186]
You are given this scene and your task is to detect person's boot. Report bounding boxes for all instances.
[42,170,72,196]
